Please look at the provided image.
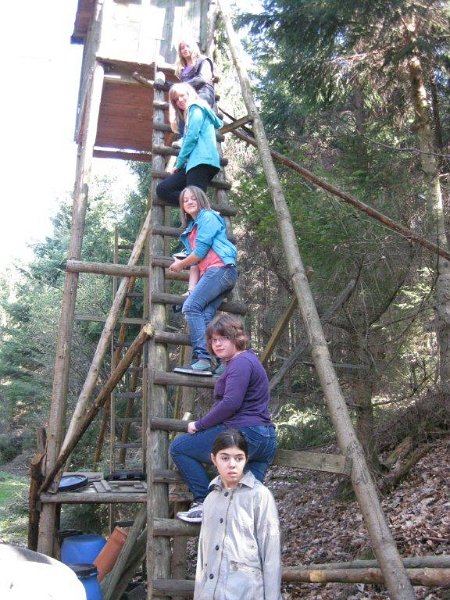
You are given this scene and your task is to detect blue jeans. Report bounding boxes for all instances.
[169,424,277,502]
[182,265,237,361]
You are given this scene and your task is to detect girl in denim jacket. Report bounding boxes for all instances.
[168,186,237,375]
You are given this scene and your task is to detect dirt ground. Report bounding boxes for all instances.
[267,437,449,599]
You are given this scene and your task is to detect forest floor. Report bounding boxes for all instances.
[0,439,448,598]
[267,436,449,600]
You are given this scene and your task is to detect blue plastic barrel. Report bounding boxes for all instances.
[69,564,103,600]
[61,533,107,565]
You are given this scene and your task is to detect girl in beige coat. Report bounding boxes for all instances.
[194,430,282,600]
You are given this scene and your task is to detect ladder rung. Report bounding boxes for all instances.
[76,314,148,326]
[153,370,215,389]
[153,579,194,595]
[153,518,199,537]
[153,100,169,110]
[152,225,182,237]
[220,115,254,135]
[148,292,246,315]
[153,469,184,483]
[153,121,225,142]
[151,225,236,244]
[151,169,232,192]
[116,331,190,348]
[116,417,141,424]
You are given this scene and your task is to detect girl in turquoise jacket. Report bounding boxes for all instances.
[156,83,222,206]
[169,186,238,375]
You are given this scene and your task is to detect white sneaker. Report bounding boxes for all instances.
[176,502,203,523]
[172,137,184,149]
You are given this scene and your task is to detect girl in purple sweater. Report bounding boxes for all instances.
[170,314,277,523]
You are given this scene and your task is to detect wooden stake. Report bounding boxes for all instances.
[101,507,147,600]
[269,278,357,392]
[260,296,298,366]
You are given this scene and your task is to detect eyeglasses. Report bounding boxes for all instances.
[210,336,229,344]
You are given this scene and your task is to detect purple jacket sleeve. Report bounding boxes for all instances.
[195,357,252,430]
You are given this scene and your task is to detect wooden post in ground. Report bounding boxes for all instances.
[217,2,416,598]
[269,278,357,393]
[37,61,105,555]
[260,297,298,366]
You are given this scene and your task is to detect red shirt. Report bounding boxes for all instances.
[188,227,224,277]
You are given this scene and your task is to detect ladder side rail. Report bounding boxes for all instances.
[146,68,171,600]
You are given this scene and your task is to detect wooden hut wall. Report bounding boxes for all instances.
[98,0,209,65]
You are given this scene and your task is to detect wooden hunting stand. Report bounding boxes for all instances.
[29,1,449,598]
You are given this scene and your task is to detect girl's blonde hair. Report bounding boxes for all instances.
[175,39,202,78]
[179,186,211,227]
[168,82,207,134]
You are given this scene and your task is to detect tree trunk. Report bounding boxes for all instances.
[407,51,450,395]
[353,374,381,474]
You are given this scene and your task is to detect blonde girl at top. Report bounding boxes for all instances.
[174,38,216,111]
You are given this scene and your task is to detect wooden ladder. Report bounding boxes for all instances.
[142,64,244,599]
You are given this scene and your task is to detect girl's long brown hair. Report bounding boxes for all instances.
[179,186,211,227]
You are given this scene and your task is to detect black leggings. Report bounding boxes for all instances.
[156,164,219,206]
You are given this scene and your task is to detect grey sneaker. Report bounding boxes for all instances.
[174,359,213,376]
[177,502,203,523]
[213,362,226,377]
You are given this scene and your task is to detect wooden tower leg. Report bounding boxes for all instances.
[37,61,105,555]
[218,2,416,598]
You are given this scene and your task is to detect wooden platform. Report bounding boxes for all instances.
[39,470,183,504]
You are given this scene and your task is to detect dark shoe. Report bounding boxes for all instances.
[174,359,213,376]
[176,502,203,523]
